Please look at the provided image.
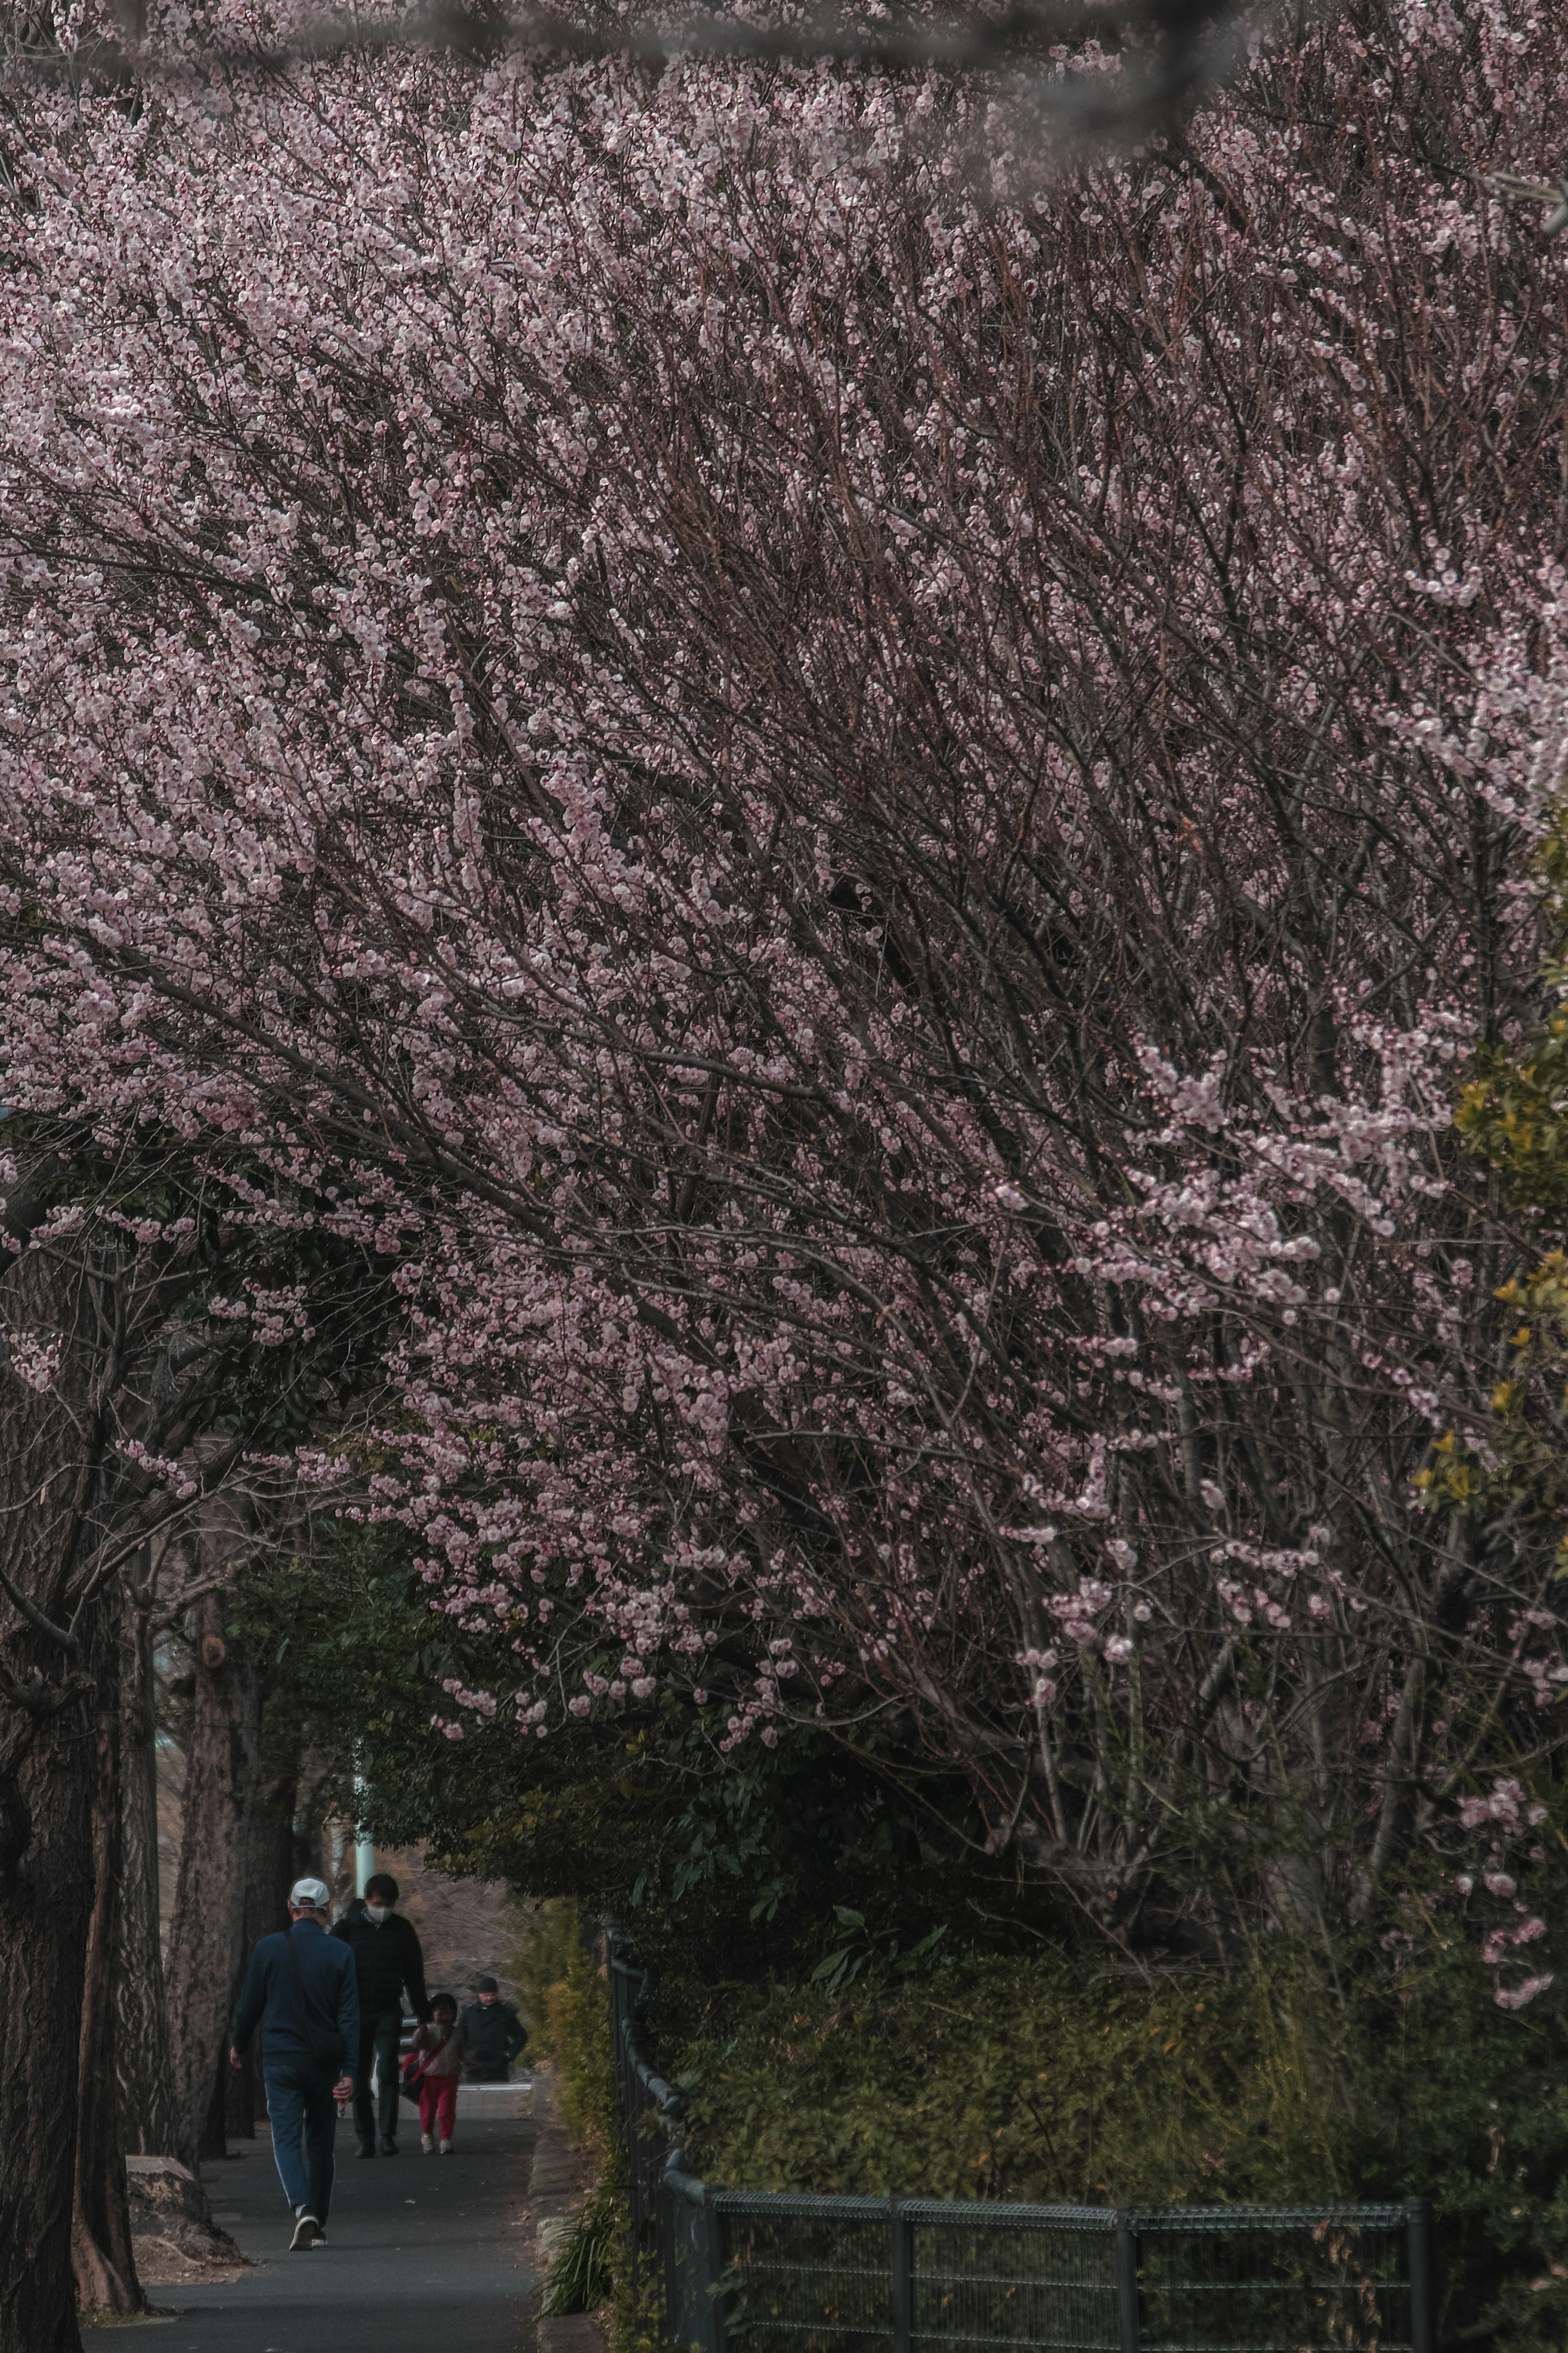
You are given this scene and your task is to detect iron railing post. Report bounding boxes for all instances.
[1406,2198,1434,2353]
[657,2156,672,2345]
[1115,2211,1140,2353]
[704,2181,730,2353]
[891,2195,915,2353]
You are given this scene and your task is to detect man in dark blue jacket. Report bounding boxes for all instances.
[230,1877,359,2251]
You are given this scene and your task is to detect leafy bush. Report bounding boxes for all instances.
[511,1899,589,2059]
[666,1934,1568,2350]
[546,1952,619,2157]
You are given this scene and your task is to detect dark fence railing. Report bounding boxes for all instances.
[605,1931,1436,2353]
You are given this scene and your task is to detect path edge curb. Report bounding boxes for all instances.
[529,2063,608,2353]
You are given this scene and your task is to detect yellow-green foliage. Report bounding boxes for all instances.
[1432,824,1568,1527]
[1458,1016,1568,1213]
[511,1897,589,2059]
[510,1898,617,2151]
[546,1943,619,2155]
[672,1948,1357,2207]
[1413,1250,1568,1537]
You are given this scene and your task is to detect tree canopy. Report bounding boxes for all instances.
[3,0,1568,1974]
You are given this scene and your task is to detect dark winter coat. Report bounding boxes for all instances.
[457,1998,528,2074]
[330,1901,432,2024]
[232,1918,360,2068]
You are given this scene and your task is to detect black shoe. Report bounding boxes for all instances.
[379,2139,398,2155]
[290,2212,321,2252]
[354,2144,375,2159]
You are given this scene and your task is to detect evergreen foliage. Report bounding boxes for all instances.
[657,1931,1568,2349]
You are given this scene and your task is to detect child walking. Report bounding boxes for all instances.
[411,1992,463,2154]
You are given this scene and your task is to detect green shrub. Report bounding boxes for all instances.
[665,1933,1568,2350]
[543,1937,617,2152]
[510,1897,589,2058]
[514,1907,673,2353]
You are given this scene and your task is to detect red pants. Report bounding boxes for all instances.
[419,2076,458,2140]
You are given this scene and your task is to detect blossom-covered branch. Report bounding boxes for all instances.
[2,0,1566,1955]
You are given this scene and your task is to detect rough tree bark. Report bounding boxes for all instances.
[116,1566,182,2162]
[0,1252,100,2353]
[70,1589,146,2318]
[293,1812,326,1887]
[165,1587,260,2170]
[0,1235,248,2341]
[0,1672,97,2353]
[227,1736,296,2137]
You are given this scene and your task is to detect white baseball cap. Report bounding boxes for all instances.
[289,1877,332,1909]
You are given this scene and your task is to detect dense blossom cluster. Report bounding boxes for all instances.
[2,0,1567,1946]
[1453,1778,1555,2008]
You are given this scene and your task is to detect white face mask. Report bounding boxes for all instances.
[364,1902,391,1925]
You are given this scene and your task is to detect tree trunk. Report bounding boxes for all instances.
[201,2054,230,2165]
[116,1573,181,2161]
[227,1745,296,2137]
[294,1819,325,1882]
[0,1677,95,2353]
[164,1590,260,2172]
[71,1594,146,2318]
[223,2015,258,2141]
[0,1255,98,2353]
[252,1753,299,1941]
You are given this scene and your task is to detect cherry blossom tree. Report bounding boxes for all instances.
[0,1097,392,2346]
[3,0,1568,2046]
[0,1158,260,2338]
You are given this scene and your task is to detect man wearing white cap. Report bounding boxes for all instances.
[229,1878,359,2251]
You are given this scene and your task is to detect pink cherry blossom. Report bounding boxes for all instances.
[0,0,1565,1959]
[1494,1975,1554,2012]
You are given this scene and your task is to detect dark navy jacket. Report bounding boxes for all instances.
[232,1918,360,2068]
[457,1997,528,2072]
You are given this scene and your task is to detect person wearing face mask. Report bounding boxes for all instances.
[330,1872,432,2157]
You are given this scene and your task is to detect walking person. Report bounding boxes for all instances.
[457,1974,528,2081]
[331,1869,432,2157]
[229,1877,358,2253]
[409,1992,463,2154]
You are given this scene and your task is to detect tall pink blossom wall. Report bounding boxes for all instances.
[3,0,1566,1963]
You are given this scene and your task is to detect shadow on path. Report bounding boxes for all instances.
[96,2114,539,2353]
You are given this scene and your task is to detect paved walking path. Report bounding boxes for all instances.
[96,2112,539,2353]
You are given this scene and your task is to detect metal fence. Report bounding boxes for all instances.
[605,1934,1436,2353]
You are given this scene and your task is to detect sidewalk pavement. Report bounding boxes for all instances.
[93,2109,539,2353]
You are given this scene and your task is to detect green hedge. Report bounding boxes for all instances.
[665,1938,1568,2351]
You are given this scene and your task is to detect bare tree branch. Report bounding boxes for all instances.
[0,1557,80,1658]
